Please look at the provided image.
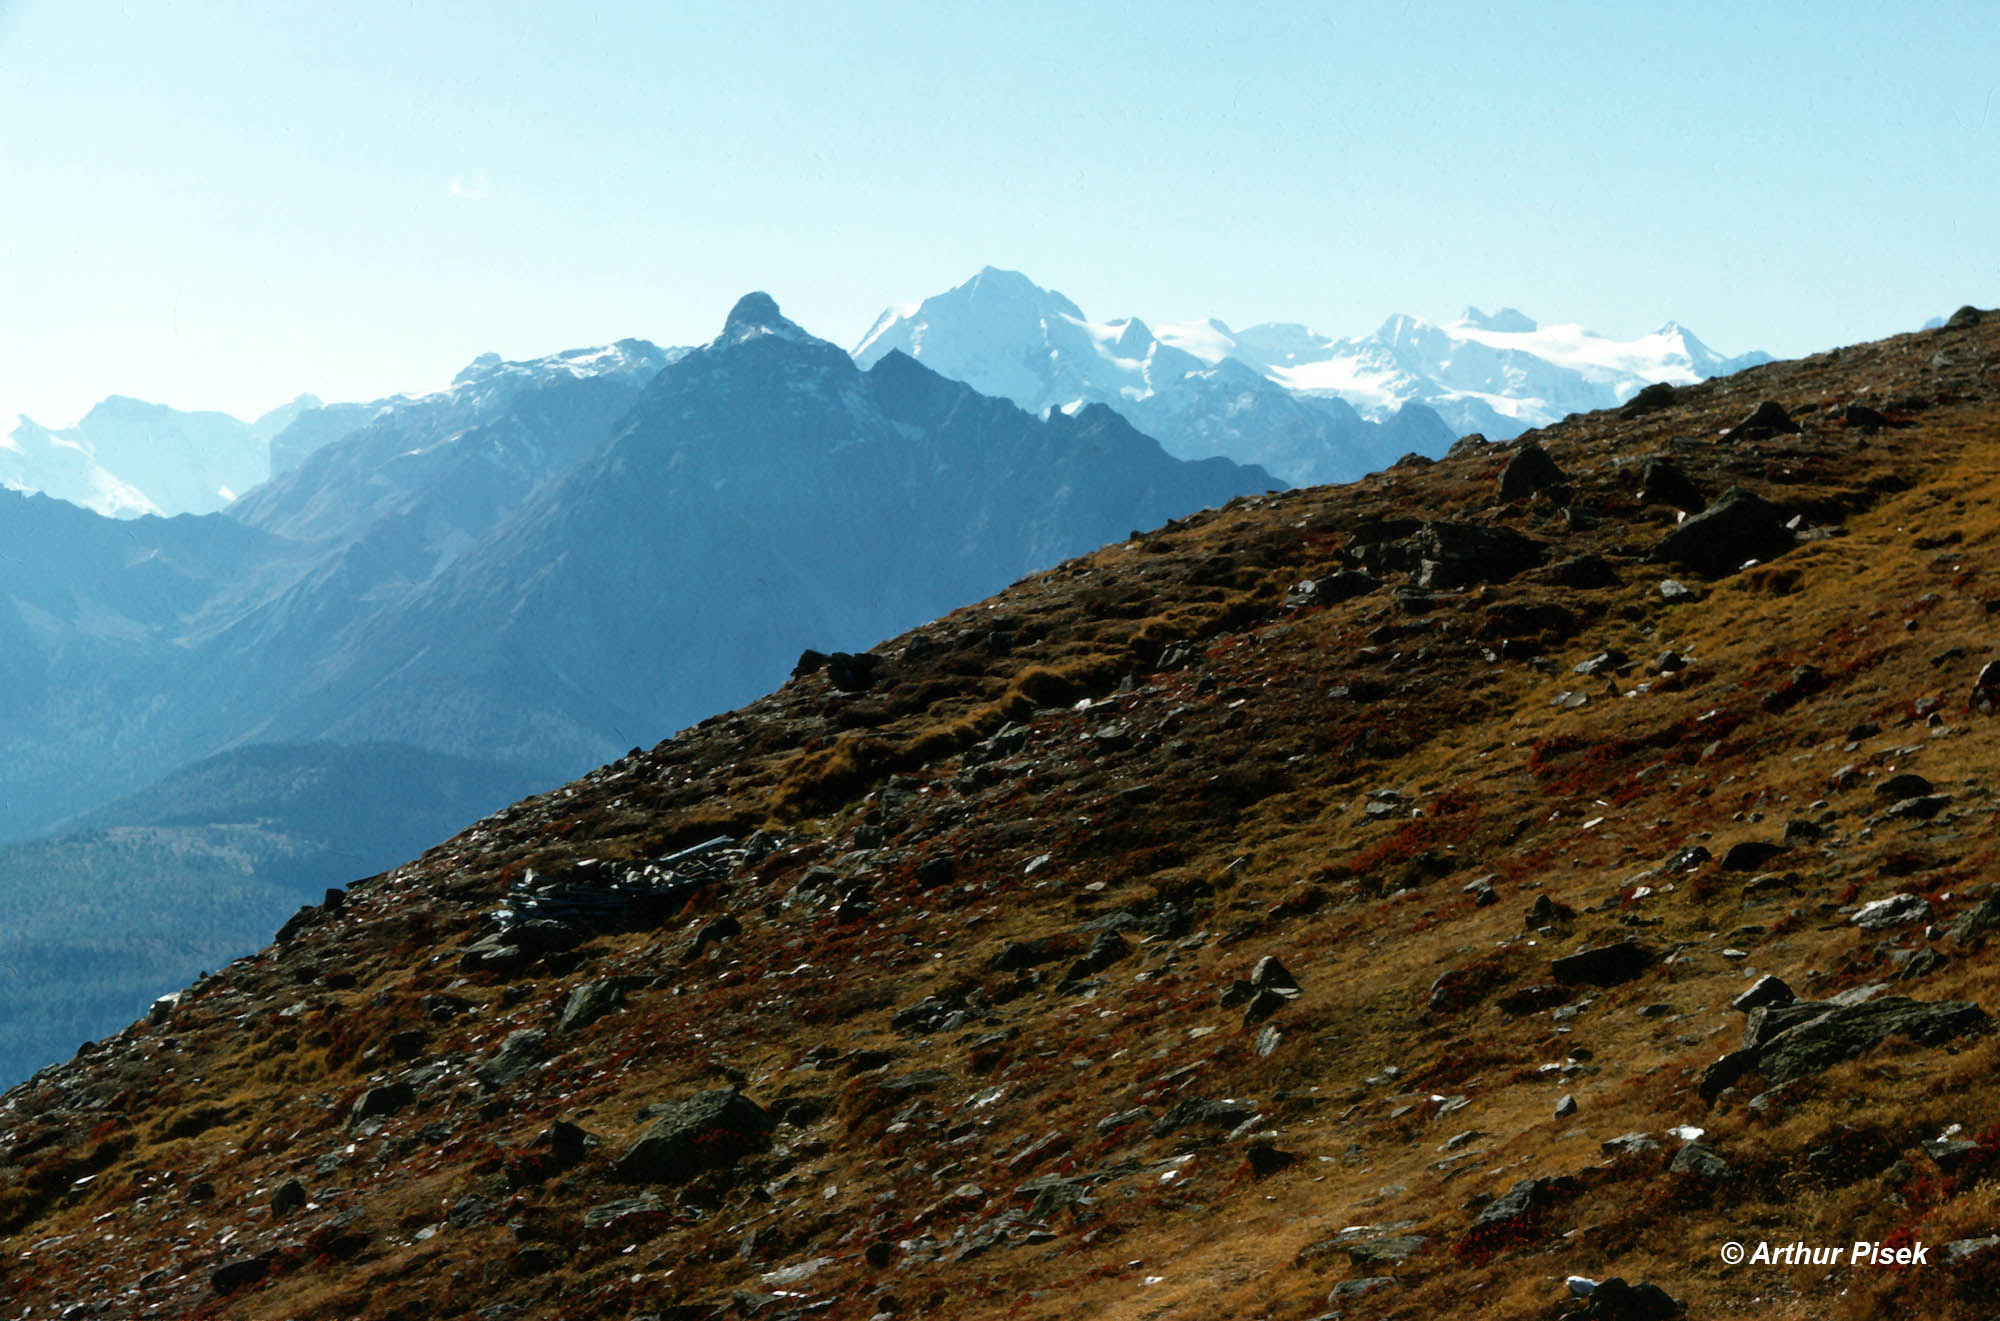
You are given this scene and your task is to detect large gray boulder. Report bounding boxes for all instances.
[1758,997,1990,1085]
[615,1088,772,1183]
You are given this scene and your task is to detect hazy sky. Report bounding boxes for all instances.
[3,0,1995,427]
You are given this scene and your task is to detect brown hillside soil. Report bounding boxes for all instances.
[6,311,2000,1320]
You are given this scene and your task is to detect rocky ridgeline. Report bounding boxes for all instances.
[3,307,2000,1318]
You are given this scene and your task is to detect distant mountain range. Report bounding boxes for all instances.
[0,292,1272,1084]
[0,273,1772,1083]
[856,267,1771,477]
[1,394,321,517]
[7,270,1768,516]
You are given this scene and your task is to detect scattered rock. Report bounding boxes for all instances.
[1757,997,1991,1086]
[990,934,1080,972]
[1744,1000,1839,1049]
[1551,941,1655,987]
[1561,1277,1682,1321]
[1650,487,1795,576]
[1668,1140,1733,1180]
[1719,841,1785,872]
[1698,1049,1759,1103]
[1883,794,1951,822]
[475,1029,550,1090]
[1345,1233,1427,1267]
[1658,578,1697,603]
[1899,948,1949,980]
[1974,659,2000,715]
[1851,893,1932,931]
[1150,1097,1261,1139]
[1943,1235,2000,1263]
[1287,570,1380,608]
[559,979,623,1034]
[1242,986,1296,1026]
[1498,442,1567,501]
[211,1252,275,1293]
[1720,400,1801,442]
[1496,984,1570,1015]
[1600,1132,1662,1158]
[683,914,743,963]
[1780,816,1823,845]
[1950,895,2000,946]
[1620,382,1677,418]
[351,1081,415,1126]
[1244,1142,1299,1177]
[271,1177,307,1218]
[1924,1137,1981,1170]
[1573,649,1628,677]
[1408,521,1544,589]
[1874,772,1935,800]
[1096,1107,1152,1138]
[1946,305,1985,328]
[1731,975,1796,1012]
[1065,930,1130,981]
[1464,1176,1556,1240]
[1329,1276,1399,1303]
[824,651,882,692]
[1638,458,1704,511]
[1555,1093,1578,1118]
[1251,955,1299,991]
[616,1088,772,1183]
[1843,402,1889,430]
[583,1193,671,1234]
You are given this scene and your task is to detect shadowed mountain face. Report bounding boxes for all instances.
[2,308,1992,1320]
[256,294,1278,771]
[0,293,1276,1084]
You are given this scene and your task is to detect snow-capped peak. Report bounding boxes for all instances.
[858,268,1771,457]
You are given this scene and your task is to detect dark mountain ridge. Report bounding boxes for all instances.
[0,293,1275,1088]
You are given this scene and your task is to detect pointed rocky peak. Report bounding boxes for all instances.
[718,292,809,347]
[1112,316,1155,358]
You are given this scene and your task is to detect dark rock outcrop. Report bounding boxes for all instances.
[1650,487,1794,576]
[1551,941,1654,987]
[1638,458,1704,512]
[1497,442,1567,501]
[1720,400,1800,441]
[1757,997,1989,1085]
[616,1088,772,1183]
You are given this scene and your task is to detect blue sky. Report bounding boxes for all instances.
[2,0,1994,426]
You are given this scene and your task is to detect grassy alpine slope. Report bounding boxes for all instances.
[2,308,1998,1319]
